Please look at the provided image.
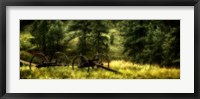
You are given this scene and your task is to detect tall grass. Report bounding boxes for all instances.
[20,60,180,79]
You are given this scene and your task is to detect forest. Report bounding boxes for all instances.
[20,20,180,79]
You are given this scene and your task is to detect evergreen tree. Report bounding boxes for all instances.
[120,20,180,67]
[120,20,148,63]
[67,20,109,55]
[161,21,180,66]
[67,20,92,55]
[31,20,65,54]
[89,20,109,54]
[46,20,65,53]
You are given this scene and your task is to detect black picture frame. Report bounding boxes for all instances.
[0,0,199,99]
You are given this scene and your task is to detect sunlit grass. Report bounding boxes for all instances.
[20,60,180,79]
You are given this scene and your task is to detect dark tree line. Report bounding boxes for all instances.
[30,20,65,55]
[67,20,109,56]
[118,20,180,67]
[20,20,180,67]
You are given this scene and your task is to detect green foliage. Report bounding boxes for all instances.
[108,29,126,60]
[20,20,34,31]
[20,32,34,50]
[20,60,180,79]
[89,21,109,54]
[20,51,33,62]
[119,20,180,67]
[121,21,148,63]
[67,20,109,56]
[31,20,65,54]
[161,21,180,66]
[20,20,180,68]
[67,20,92,55]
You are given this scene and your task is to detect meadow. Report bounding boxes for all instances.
[20,60,180,79]
[20,20,180,79]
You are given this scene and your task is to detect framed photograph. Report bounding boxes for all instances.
[1,0,199,99]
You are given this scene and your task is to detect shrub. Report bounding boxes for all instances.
[20,32,34,50]
[20,51,33,62]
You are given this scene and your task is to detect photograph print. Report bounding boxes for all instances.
[20,20,180,79]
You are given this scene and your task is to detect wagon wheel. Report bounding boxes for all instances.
[72,54,89,71]
[29,53,48,70]
[93,53,110,68]
[50,52,69,66]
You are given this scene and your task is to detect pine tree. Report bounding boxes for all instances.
[31,20,65,54]
[67,20,109,55]
[120,20,180,67]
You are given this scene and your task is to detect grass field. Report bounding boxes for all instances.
[20,60,180,79]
